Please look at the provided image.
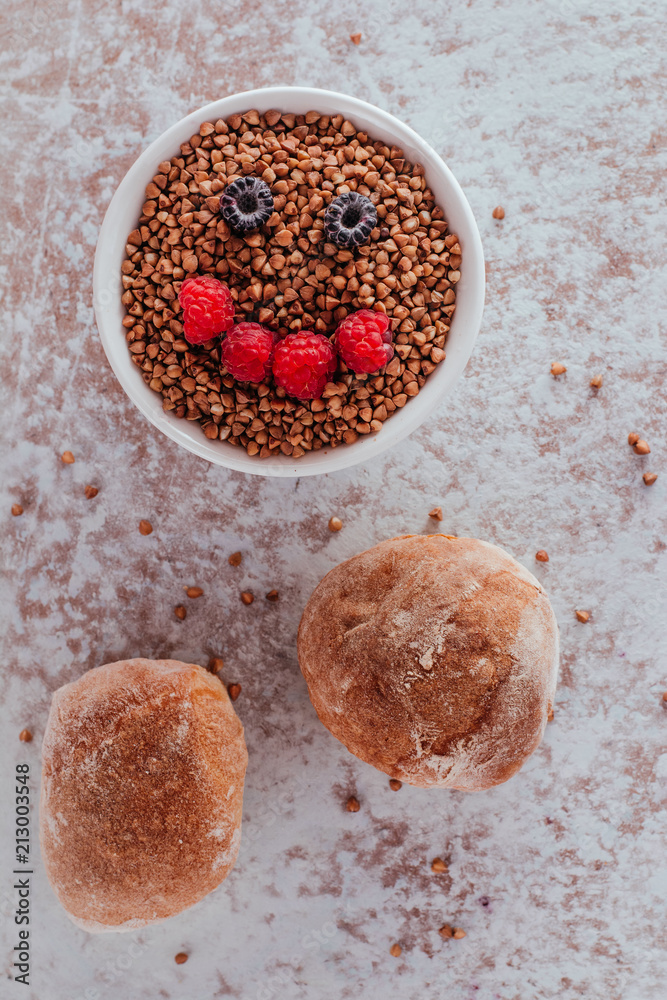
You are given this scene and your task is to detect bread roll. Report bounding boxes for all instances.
[40,658,247,932]
[298,535,558,791]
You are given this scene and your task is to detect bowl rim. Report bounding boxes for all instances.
[93,85,485,477]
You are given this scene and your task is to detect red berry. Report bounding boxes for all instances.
[221,323,278,383]
[178,275,234,344]
[334,309,394,374]
[272,332,337,401]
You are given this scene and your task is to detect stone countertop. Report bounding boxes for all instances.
[1,1,666,999]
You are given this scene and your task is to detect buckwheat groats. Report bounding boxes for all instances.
[121,109,460,459]
[40,659,247,931]
[297,535,559,790]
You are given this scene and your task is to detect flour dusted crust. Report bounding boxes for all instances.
[39,658,248,932]
[297,536,559,790]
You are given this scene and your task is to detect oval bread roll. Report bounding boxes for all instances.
[298,535,558,791]
[40,658,247,932]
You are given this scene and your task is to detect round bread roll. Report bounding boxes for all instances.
[298,535,558,791]
[40,658,247,932]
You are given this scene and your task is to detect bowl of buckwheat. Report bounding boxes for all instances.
[94,86,485,476]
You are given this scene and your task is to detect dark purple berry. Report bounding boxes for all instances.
[324,192,377,248]
[219,177,274,233]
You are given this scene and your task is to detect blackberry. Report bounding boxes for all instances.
[219,177,274,233]
[324,192,377,248]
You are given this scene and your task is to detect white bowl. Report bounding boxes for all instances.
[94,87,485,477]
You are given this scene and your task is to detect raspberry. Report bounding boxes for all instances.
[178,275,234,344]
[334,309,394,374]
[324,192,377,248]
[272,332,337,401]
[219,177,274,233]
[221,323,278,383]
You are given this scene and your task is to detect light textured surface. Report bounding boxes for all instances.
[1,1,666,999]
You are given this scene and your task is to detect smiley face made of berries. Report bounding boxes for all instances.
[180,183,394,399]
[123,111,459,458]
